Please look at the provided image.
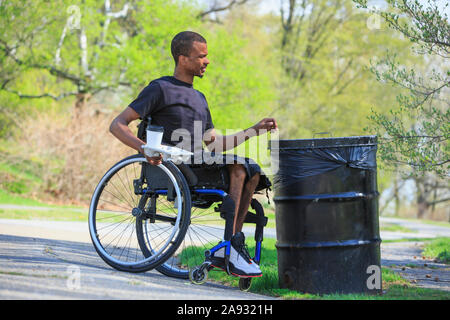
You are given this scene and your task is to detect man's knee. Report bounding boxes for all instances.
[227,164,246,180]
[249,172,260,183]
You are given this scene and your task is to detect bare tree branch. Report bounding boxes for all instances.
[197,0,248,20]
[55,24,68,66]
[0,39,82,85]
[4,89,78,101]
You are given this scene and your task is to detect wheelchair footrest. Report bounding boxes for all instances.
[244,211,268,227]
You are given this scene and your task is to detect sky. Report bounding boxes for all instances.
[256,0,450,17]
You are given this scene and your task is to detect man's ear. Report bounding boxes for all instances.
[178,55,187,66]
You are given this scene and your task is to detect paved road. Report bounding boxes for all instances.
[0,216,449,299]
[379,217,450,240]
[0,232,274,300]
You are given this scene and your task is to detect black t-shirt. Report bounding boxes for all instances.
[129,76,214,153]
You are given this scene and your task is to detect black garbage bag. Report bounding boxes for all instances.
[271,136,377,189]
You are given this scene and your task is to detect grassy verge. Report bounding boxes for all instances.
[382,237,436,244]
[390,216,450,228]
[261,206,275,229]
[205,238,450,300]
[0,207,88,221]
[0,189,88,221]
[422,237,450,264]
[0,142,43,196]
[380,222,416,233]
[0,189,51,207]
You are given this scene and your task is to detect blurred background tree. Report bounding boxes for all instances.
[275,0,418,139]
[353,0,449,219]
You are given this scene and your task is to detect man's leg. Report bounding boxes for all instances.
[234,172,260,233]
[227,164,261,233]
[227,164,246,234]
[222,164,262,277]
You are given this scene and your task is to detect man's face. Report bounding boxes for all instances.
[180,41,209,78]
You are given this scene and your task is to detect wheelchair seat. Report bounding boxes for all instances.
[143,161,230,209]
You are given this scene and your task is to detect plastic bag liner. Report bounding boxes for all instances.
[270,136,377,189]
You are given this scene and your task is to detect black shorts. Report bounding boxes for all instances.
[184,152,272,192]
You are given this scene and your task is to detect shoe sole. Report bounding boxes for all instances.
[211,262,262,278]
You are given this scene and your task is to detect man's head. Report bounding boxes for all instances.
[171,31,209,78]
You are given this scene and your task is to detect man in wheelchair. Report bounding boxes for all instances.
[109,31,277,278]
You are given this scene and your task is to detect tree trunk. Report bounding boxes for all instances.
[74,92,91,118]
[416,192,429,219]
[394,175,400,216]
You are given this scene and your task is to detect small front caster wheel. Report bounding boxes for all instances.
[239,278,252,291]
[189,266,208,285]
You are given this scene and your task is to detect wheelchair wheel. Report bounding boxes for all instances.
[239,278,252,291]
[89,155,191,273]
[189,265,208,285]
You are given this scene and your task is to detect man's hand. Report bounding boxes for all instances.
[252,118,278,135]
[203,118,278,152]
[138,145,163,165]
[145,153,163,166]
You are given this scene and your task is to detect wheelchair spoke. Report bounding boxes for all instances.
[90,156,191,273]
[106,177,136,210]
[95,210,130,221]
[100,216,134,248]
[189,223,223,241]
[115,168,138,209]
[97,215,133,234]
[156,198,178,215]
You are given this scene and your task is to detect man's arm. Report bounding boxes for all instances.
[204,118,278,152]
[110,106,162,165]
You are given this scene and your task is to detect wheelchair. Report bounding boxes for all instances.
[88,153,268,291]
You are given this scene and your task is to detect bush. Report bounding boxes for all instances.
[13,106,133,204]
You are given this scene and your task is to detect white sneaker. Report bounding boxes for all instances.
[213,232,262,277]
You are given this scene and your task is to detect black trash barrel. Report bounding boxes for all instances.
[270,135,382,295]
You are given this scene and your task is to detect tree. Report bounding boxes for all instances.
[1,1,127,113]
[0,0,203,119]
[354,0,449,177]
[273,0,416,140]
[197,0,249,23]
[0,0,280,201]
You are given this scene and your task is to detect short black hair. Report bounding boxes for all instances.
[171,31,206,65]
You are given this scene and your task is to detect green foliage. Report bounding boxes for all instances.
[0,0,203,122]
[121,0,204,90]
[354,0,450,177]
[0,0,445,204]
[274,0,415,141]
[196,19,278,131]
[0,142,43,195]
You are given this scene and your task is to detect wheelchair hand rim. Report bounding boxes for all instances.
[88,157,183,267]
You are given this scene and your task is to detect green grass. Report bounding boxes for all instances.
[0,189,48,207]
[0,189,88,221]
[0,145,43,196]
[0,207,88,221]
[422,237,450,264]
[391,216,450,229]
[380,222,416,233]
[382,237,436,243]
[262,207,275,229]
[202,238,450,300]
